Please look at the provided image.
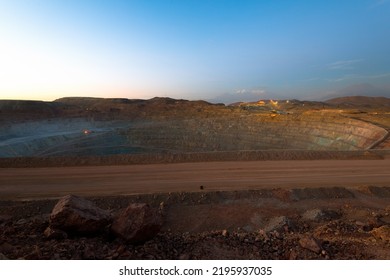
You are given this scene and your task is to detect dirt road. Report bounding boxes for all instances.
[1,159,389,200]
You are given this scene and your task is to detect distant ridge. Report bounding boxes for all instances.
[325,96,390,107]
[0,96,221,121]
[53,96,216,110]
[0,99,60,117]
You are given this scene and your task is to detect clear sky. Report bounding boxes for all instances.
[0,0,389,103]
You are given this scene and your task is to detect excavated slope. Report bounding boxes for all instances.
[125,112,387,152]
[0,97,388,157]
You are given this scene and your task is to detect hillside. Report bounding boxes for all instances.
[326,96,390,107]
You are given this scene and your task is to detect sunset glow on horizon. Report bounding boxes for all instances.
[1,0,389,103]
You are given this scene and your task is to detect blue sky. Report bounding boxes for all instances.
[0,0,389,103]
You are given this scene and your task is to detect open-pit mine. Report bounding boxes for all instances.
[1,96,390,259]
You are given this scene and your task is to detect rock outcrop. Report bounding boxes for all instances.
[49,195,112,235]
[111,203,163,243]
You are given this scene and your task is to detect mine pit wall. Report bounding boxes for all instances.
[0,134,81,157]
[126,114,388,152]
[0,113,388,158]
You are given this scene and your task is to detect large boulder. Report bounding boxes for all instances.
[49,195,111,235]
[111,203,163,243]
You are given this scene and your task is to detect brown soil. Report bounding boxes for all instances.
[1,159,390,200]
[1,159,390,260]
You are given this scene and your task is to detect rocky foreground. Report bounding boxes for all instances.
[1,187,390,260]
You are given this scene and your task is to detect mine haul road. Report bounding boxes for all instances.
[0,159,390,200]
